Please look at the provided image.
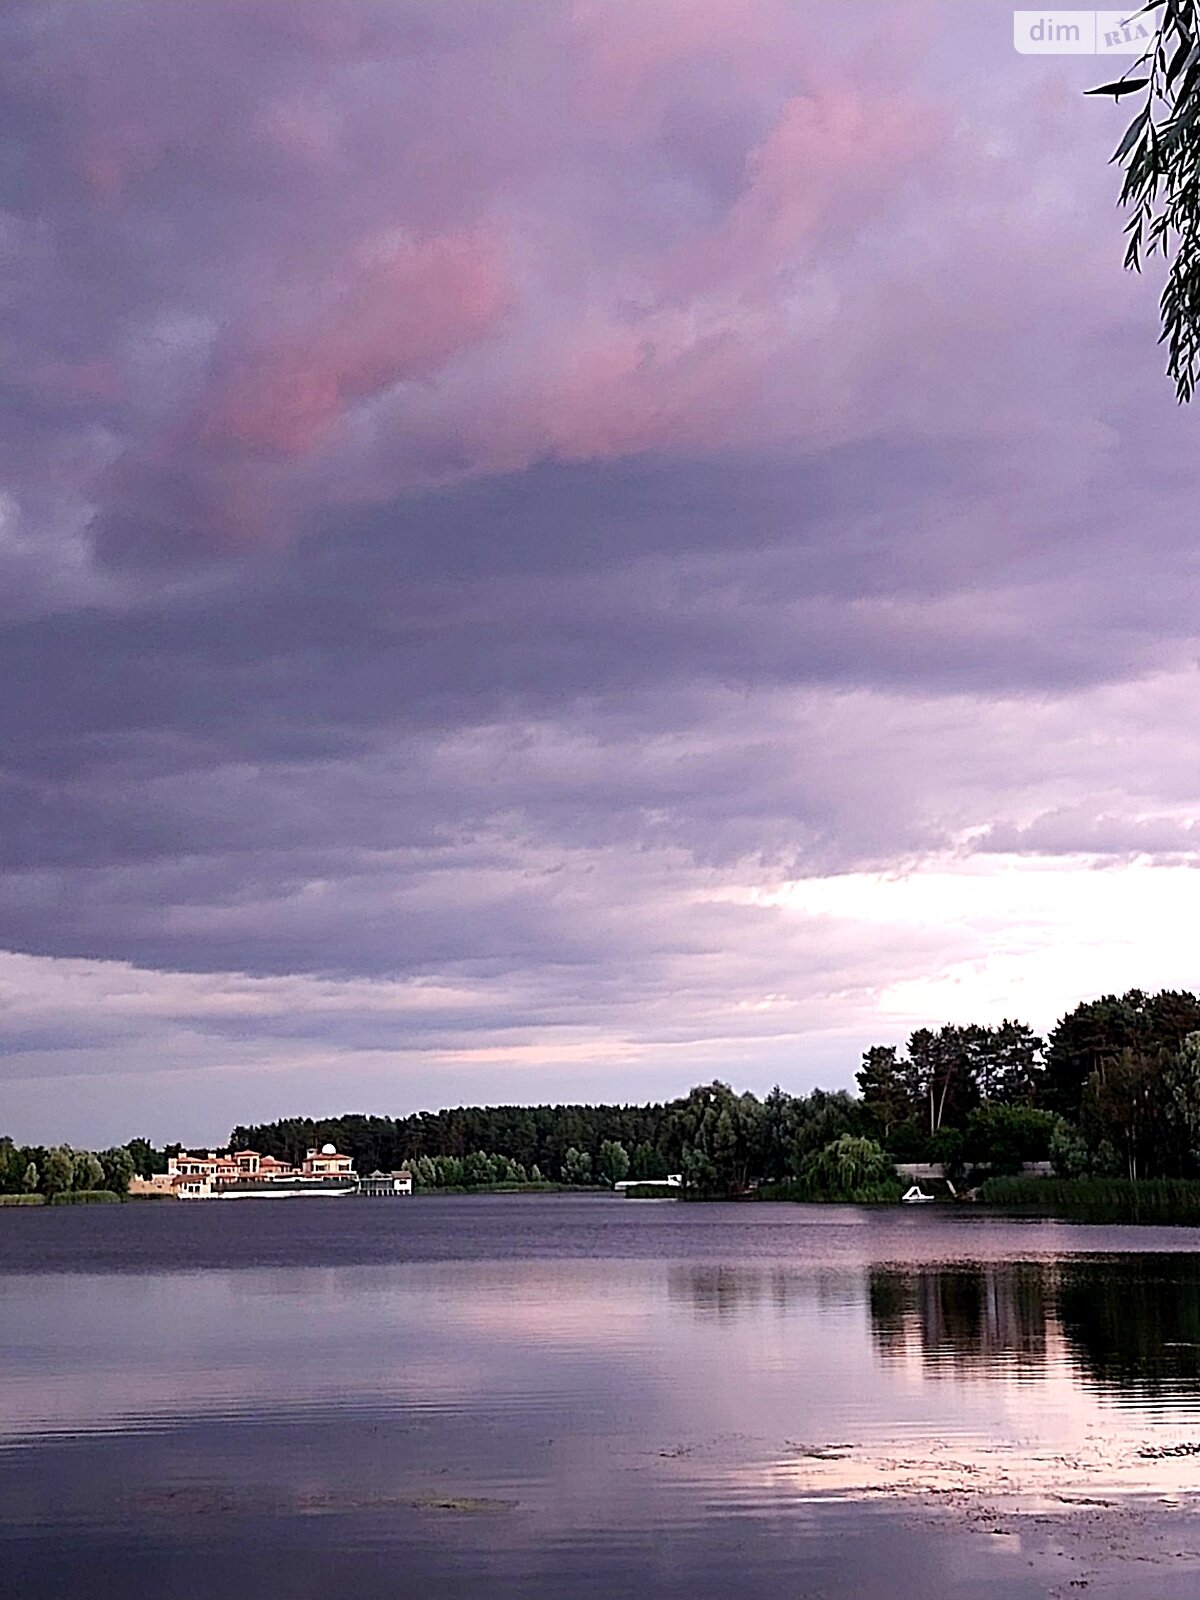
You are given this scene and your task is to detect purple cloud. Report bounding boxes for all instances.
[3,0,1199,1142]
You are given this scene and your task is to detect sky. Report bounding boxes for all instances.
[3,0,1197,1146]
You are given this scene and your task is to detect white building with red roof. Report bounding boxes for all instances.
[166,1143,358,1198]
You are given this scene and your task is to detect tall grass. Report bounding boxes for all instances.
[0,1194,45,1206]
[979,1176,1200,1223]
[47,1189,121,1206]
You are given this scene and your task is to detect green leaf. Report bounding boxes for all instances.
[1115,108,1151,158]
[1165,37,1197,87]
[1086,76,1150,97]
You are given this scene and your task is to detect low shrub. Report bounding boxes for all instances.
[48,1189,121,1206]
[0,1193,45,1206]
[752,1178,902,1204]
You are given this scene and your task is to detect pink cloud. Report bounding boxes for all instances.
[9,0,1152,568]
[196,230,508,461]
[92,227,508,555]
[729,91,940,262]
[567,0,797,118]
[337,81,948,486]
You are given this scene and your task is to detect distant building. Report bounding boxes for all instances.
[358,1170,414,1197]
[128,1173,174,1196]
[165,1143,359,1199]
[301,1146,355,1178]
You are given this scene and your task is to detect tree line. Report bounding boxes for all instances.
[9,988,1200,1202]
[405,1141,633,1189]
[232,989,1200,1194]
[0,1138,144,1199]
[854,989,1200,1183]
[228,1104,680,1185]
[231,1084,884,1198]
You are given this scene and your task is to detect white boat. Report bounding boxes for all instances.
[214,1179,358,1199]
[613,1173,683,1197]
[901,1185,936,1204]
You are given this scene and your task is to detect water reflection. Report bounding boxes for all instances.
[869,1264,1050,1374]
[9,1206,1200,1600]
[663,1252,1200,1408]
[865,1255,1200,1404]
[1059,1256,1200,1400]
[666,1263,855,1319]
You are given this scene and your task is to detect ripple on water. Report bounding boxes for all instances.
[5,1203,1200,1599]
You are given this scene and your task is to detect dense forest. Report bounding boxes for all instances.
[229,1084,883,1196]
[8,988,1200,1202]
[0,1139,141,1201]
[853,988,1200,1184]
[228,988,1200,1196]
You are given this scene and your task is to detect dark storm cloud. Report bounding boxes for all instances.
[3,0,1200,1139]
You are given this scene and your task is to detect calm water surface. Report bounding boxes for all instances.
[5,1197,1200,1599]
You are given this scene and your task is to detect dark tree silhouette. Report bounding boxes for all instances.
[1091,1,1200,398]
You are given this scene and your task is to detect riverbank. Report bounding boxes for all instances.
[0,1183,607,1208]
[411,1181,602,1196]
[747,1179,903,1204]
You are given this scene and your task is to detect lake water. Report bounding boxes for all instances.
[5,1197,1200,1599]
